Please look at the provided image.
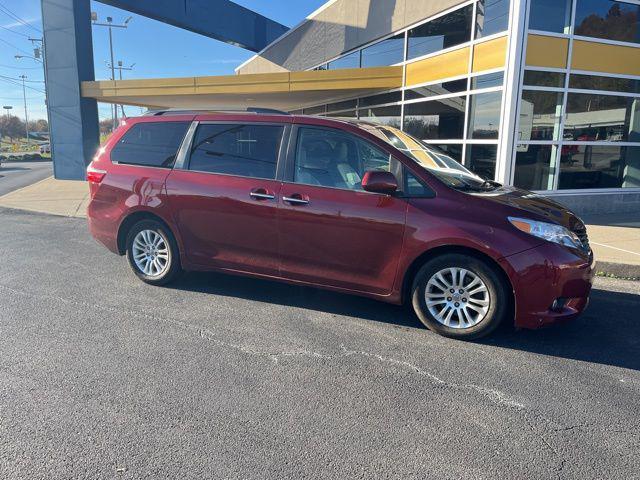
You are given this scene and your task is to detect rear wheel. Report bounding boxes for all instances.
[125,219,181,285]
[411,254,509,340]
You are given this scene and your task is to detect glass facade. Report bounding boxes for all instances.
[296,0,640,193]
[515,0,640,192]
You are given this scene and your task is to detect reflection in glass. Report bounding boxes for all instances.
[569,74,640,94]
[326,99,358,113]
[519,90,564,141]
[476,0,510,38]
[407,5,473,60]
[404,79,467,101]
[559,145,640,189]
[403,97,467,140]
[471,72,504,90]
[575,0,640,44]
[328,50,360,70]
[523,70,565,88]
[326,110,357,118]
[303,105,326,115]
[359,91,402,107]
[361,33,405,67]
[429,143,464,162]
[465,144,498,180]
[514,144,557,190]
[468,91,503,139]
[564,93,640,142]
[358,105,402,128]
[529,0,572,33]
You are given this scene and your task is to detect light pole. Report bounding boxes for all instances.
[2,106,12,119]
[16,39,50,144]
[92,13,132,130]
[106,60,135,117]
[19,75,29,147]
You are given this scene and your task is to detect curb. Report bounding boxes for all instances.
[595,260,640,280]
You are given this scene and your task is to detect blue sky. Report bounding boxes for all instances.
[0,0,326,122]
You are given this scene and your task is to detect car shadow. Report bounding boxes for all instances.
[170,272,640,371]
[170,270,422,329]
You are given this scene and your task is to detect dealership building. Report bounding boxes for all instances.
[44,0,640,214]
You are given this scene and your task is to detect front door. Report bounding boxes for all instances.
[166,122,286,276]
[278,126,407,295]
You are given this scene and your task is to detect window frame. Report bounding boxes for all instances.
[174,120,291,182]
[283,123,413,195]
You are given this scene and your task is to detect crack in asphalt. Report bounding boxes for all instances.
[0,283,524,410]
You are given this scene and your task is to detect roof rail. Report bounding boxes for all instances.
[143,108,291,116]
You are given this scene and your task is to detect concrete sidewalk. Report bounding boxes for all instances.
[1,177,638,277]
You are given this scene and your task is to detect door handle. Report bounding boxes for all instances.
[250,189,276,201]
[283,194,309,205]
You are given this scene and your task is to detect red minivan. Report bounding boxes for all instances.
[87,110,594,340]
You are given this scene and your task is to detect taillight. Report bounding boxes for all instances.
[86,164,106,184]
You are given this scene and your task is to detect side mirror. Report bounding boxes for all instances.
[361,170,398,195]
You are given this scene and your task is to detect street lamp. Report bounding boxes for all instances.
[92,12,132,130]
[2,106,12,118]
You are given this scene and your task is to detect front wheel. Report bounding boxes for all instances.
[411,254,509,340]
[125,219,181,285]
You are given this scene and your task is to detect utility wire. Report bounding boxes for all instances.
[0,76,45,94]
[0,36,32,56]
[0,63,41,70]
[0,23,30,37]
[0,2,41,34]
[0,74,44,83]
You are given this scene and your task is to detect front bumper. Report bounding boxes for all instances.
[499,244,594,329]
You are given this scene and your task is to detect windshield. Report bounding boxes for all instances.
[355,123,498,192]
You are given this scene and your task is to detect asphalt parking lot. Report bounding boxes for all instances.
[0,160,52,196]
[1,207,638,479]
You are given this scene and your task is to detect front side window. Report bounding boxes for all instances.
[111,121,190,168]
[188,124,284,179]
[407,5,473,60]
[294,127,390,191]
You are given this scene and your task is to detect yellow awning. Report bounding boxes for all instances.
[81,66,403,111]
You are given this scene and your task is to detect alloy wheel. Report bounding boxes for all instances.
[131,229,170,277]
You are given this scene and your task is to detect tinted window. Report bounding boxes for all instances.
[326,99,358,112]
[471,72,504,90]
[564,93,640,142]
[358,105,402,128]
[359,91,402,107]
[405,169,433,196]
[523,70,566,88]
[529,0,572,33]
[328,51,360,70]
[111,121,189,168]
[404,97,467,140]
[559,145,640,189]
[188,124,283,179]
[405,79,467,100]
[569,74,640,94]
[294,127,390,190]
[303,105,327,115]
[476,0,510,38]
[514,144,556,190]
[407,5,473,60]
[519,90,564,141]
[361,33,405,67]
[575,0,640,44]
[467,91,503,139]
[465,144,497,180]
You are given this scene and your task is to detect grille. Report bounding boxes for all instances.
[573,224,590,251]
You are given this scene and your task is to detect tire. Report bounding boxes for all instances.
[125,219,181,286]
[411,254,509,340]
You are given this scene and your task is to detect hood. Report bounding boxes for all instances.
[473,186,585,231]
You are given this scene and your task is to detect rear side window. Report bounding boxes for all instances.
[188,124,284,180]
[110,121,189,168]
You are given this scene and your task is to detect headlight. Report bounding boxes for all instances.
[508,217,582,249]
